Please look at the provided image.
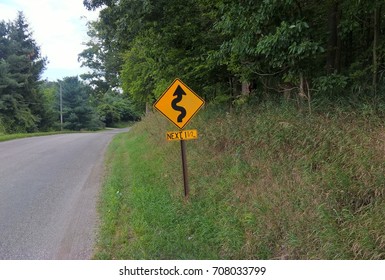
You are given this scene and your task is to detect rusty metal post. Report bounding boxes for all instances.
[180,139,189,198]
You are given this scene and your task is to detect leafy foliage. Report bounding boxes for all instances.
[82,0,385,111]
[97,89,138,127]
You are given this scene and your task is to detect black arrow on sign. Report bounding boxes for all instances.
[171,85,187,123]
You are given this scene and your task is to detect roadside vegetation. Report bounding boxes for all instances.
[3,1,385,259]
[0,131,74,142]
[0,12,138,135]
[95,104,385,259]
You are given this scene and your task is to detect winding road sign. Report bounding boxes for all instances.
[153,78,205,129]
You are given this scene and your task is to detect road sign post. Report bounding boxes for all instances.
[154,78,205,199]
[180,140,189,198]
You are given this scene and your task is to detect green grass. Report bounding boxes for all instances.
[0,131,75,142]
[95,104,385,259]
[0,126,124,142]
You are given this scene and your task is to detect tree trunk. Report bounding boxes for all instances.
[241,81,251,96]
[327,0,339,72]
[229,77,237,112]
[373,5,381,95]
[299,73,312,114]
[145,102,151,115]
[335,5,342,72]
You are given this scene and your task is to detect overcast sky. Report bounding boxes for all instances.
[0,0,99,81]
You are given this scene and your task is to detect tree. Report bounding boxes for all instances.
[0,12,47,132]
[38,81,61,130]
[79,20,118,97]
[97,89,138,127]
[82,0,385,109]
[60,76,102,131]
[83,0,228,110]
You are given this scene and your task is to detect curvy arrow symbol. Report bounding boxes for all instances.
[171,85,187,123]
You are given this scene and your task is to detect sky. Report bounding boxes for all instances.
[0,0,100,81]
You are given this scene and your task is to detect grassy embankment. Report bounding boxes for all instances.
[0,131,75,142]
[95,104,385,259]
[0,124,130,142]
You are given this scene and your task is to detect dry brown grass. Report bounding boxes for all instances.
[96,104,385,259]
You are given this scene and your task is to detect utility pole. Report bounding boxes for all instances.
[59,82,63,131]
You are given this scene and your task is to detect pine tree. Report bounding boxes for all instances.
[60,76,102,130]
[0,12,47,132]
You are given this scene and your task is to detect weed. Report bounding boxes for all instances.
[95,104,385,259]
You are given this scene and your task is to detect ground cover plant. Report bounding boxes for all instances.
[95,104,385,259]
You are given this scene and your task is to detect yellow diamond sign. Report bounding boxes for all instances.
[154,78,205,129]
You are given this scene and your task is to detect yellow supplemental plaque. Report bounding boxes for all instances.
[166,130,198,141]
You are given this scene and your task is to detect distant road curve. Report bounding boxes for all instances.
[0,128,129,259]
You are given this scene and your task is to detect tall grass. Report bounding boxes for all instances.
[95,104,385,259]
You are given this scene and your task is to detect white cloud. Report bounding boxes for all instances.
[0,0,99,81]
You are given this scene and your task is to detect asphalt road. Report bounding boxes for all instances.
[0,129,128,259]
